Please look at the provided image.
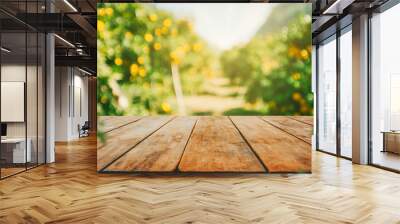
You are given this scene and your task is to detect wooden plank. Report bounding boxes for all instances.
[97,116,172,171]
[290,116,313,126]
[98,116,141,133]
[106,117,197,172]
[230,116,311,173]
[261,116,312,144]
[178,116,266,172]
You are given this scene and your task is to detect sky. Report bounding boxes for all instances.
[155,3,274,50]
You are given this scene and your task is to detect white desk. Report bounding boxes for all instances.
[1,138,31,163]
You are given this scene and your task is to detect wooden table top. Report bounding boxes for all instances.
[97,116,313,173]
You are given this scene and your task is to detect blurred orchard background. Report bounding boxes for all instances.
[97,3,312,116]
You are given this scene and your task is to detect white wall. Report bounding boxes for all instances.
[1,65,29,138]
[72,73,89,138]
[1,65,26,141]
[55,67,70,141]
[55,67,89,141]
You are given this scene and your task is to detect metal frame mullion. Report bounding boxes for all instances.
[25,0,28,171]
[35,0,39,168]
[0,21,2,179]
[367,11,373,166]
[336,26,341,157]
[315,44,320,151]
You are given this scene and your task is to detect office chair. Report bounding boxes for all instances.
[79,121,90,138]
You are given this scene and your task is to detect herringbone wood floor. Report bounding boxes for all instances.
[1,134,400,223]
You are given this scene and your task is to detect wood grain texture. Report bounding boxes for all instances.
[290,116,313,126]
[261,116,313,144]
[106,117,197,172]
[98,116,141,133]
[0,167,26,178]
[178,116,266,172]
[231,116,311,173]
[2,134,400,223]
[97,116,172,171]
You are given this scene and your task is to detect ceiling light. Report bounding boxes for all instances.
[76,48,86,56]
[78,67,93,76]
[54,34,75,48]
[323,0,354,15]
[1,47,11,53]
[63,0,78,12]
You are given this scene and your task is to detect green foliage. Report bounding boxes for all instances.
[222,108,267,116]
[257,4,311,36]
[98,3,313,116]
[97,3,214,115]
[220,8,313,115]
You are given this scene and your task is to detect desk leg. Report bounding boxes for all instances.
[382,133,386,153]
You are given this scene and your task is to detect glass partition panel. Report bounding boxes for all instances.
[371,4,400,171]
[317,36,337,154]
[339,28,352,158]
[1,30,27,178]
[0,0,46,179]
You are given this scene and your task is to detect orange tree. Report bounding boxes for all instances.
[220,13,312,115]
[97,3,213,115]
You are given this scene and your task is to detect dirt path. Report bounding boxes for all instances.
[183,76,246,115]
